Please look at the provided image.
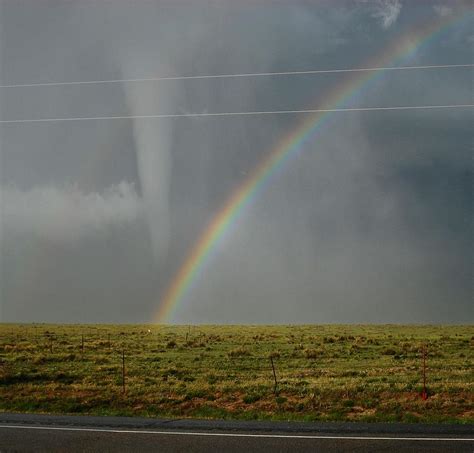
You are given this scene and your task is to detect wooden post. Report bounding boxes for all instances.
[81,334,84,355]
[270,356,278,394]
[185,326,190,342]
[122,349,126,394]
[108,333,111,351]
[49,337,53,354]
[421,344,427,400]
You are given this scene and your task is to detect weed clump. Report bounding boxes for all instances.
[206,374,218,385]
[243,393,262,404]
[304,348,323,359]
[382,348,397,355]
[227,347,251,357]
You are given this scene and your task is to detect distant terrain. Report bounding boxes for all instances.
[0,324,472,423]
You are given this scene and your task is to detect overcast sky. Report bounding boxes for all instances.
[0,0,472,323]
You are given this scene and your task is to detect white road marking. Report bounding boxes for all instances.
[0,424,472,442]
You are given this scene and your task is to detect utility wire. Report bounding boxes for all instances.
[0,64,472,88]
[0,104,472,124]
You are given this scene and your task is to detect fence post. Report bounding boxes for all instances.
[122,349,126,394]
[81,334,84,355]
[421,344,427,400]
[270,356,278,395]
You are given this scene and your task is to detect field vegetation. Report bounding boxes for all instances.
[0,324,473,423]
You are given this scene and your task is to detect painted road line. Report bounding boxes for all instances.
[0,425,473,442]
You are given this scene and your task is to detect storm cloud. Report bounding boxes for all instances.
[0,0,472,323]
[1,183,143,244]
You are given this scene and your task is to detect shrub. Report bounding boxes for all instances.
[343,399,355,408]
[304,348,322,359]
[206,374,218,385]
[227,347,251,358]
[243,394,262,404]
[184,389,207,400]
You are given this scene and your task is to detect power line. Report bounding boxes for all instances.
[0,64,472,89]
[0,104,472,124]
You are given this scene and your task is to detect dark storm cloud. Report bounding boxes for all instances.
[0,183,157,322]
[0,0,472,323]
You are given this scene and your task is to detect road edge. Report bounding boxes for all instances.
[0,413,473,435]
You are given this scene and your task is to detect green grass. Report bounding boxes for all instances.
[0,324,473,423]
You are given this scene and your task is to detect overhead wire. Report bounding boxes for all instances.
[0,63,472,88]
[0,104,472,124]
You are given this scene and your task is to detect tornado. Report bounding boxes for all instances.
[121,64,175,265]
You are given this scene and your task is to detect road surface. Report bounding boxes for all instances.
[0,413,472,452]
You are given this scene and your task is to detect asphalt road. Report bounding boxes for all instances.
[0,414,473,453]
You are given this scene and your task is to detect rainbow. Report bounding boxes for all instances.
[155,10,471,323]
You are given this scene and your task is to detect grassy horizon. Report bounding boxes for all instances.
[1,324,473,423]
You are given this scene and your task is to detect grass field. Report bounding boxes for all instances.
[0,324,473,423]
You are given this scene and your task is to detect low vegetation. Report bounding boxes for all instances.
[0,324,472,423]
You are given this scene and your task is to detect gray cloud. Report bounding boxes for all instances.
[1,0,472,324]
[0,182,163,323]
[173,113,472,324]
[367,0,402,29]
[1,182,143,244]
[433,5,453,17]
